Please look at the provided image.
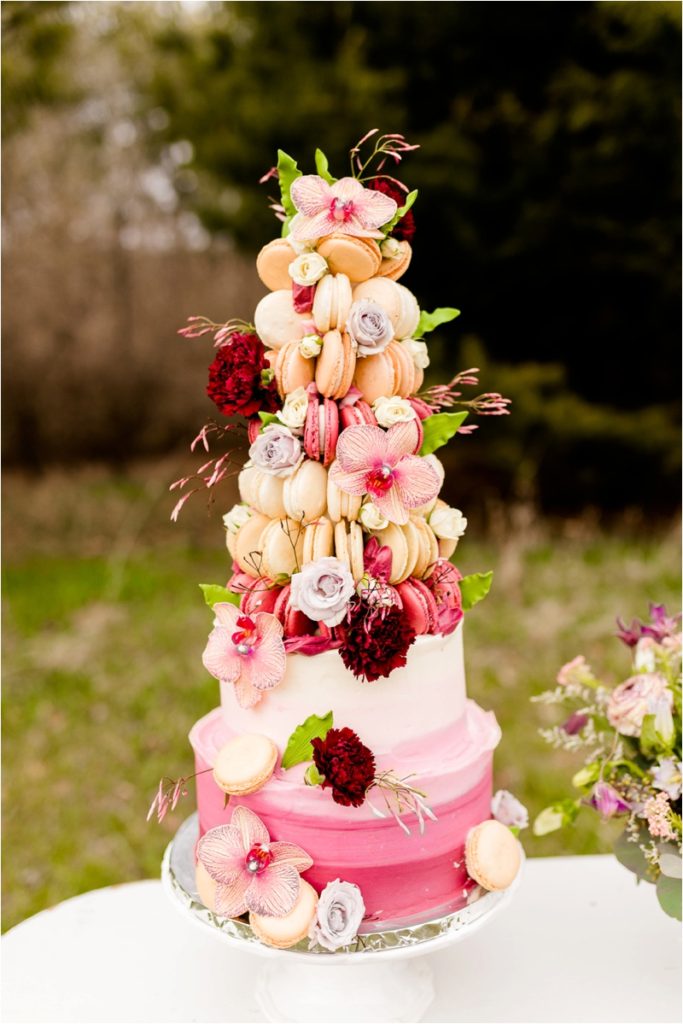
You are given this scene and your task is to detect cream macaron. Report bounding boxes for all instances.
[302,516,335,563]
[254,290,308,350]
[212,734,279,796]
[238,466,287,519]
[283,460,328,524]
[256,238,297,291]
[368,522,415,585]
[312,273,353,333]
[315,330,357,400]
[249,879,319,949]
[260,517,306,579]
[409,515,440,579]
[233,512,270,578]
[334,520,365,584]
[465,819,521,892]
[326,477,362,523]
[316,235,382,283]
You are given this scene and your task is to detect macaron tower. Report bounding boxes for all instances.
[168,133,521,951]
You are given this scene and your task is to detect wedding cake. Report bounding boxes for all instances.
[156,133,523,951]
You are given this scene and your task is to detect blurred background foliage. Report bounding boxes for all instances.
[2,1,681,928]
[3,0,681,514]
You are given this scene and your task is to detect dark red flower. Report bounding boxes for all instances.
[206,331,278,418]
[337,602,416,682]
[368,177,415,243]
[311,727,376,807]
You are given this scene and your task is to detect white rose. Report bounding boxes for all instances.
[288,251,329,286]
[429,505,467,541]
[359,501,389,531]
[299,333,323,358]
[380,237,401,259]
[491,790,529,830]
[222,504,252,534]
[372,395,416,428]
[401,338,430,370]
[309,879,366,952]
[290,557,355,627]
[276,386,308,431]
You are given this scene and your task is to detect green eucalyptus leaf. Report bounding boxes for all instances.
[382,188,418,236]
[533,799,580,836]
[277,149,302,221]
[419,411,468,456]
[414,307,461,339]
[659,847,683,879]
[656,873,682,920]
[613,828,653,882]
[282,711,333,770]
[199,584,241,609]
[459,571,493,612]
[315,148,335,183]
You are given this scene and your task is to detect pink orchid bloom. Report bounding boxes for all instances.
[202,603,286,709]
[289,175,397,242]
[198,805,313,918]
[329,420,440,525]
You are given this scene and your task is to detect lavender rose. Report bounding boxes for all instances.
[347,300,395,357]
[607,672,673,737]
[290,557,355,627]
[491,790,529,830]
[309,879,366,951]
[248,424,303,477]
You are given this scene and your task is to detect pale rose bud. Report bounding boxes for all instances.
[276,386,308,431]
[223,504,252,534]
[309,879,366,951]
[634,636,657,672]
[400,338,430,370]
[372,395,416,428]
[589,781,630,819]
[429,505,467,541]
[607,672,673,737]
[288,251,329,286]
[290,557,355,627]
[359,501,389,531]
[380,237,401,259]
[299,333,323,358]
[347,300,395,357]
[248,424,303,478]
[491,790,529,830]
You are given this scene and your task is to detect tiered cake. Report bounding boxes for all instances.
[166,134,521,951]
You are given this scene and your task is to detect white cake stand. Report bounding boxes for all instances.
[162,814,522,1024]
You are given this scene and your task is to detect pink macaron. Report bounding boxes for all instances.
[339,399,377,429]
[395,578,439,635]
[273,583,316,638]
[303,388,340,467]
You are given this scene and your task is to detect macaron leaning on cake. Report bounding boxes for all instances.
[256,238,297,291]
[212,734,279,796]
[315,330,357,400]
[250,879,319,949]
[316,235,382,283]
[465,819,521,892]
[254,290,309,350]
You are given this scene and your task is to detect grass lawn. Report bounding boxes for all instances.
[2,460,680,930]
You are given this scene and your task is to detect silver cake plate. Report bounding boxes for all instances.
[162,813,523,1023]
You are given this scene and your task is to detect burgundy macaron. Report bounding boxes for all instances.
[236,574,281,616]
[273,583,315,638]
[339,399,377,430]
[396,578,439,635]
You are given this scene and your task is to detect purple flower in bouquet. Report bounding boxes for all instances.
[562,712,589,736]
[642,604,682,643]
[589,782,630,819]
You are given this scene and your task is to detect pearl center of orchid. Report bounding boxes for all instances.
[245,843,272,873]
[330,197,354,223]
[232,615,256,656]
[366,463,395,495]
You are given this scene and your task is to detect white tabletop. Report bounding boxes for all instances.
[2,856,680,1024]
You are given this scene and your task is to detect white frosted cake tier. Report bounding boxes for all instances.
[220,624,467,754]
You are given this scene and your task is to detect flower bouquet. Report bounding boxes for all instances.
[533,605,682,920]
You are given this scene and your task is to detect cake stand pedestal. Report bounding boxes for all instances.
[162,814,522,1024]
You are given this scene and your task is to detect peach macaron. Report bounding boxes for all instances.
[465,819,521,892]
[256,238,296,291]
[274,341,315,397]
[315,330,357,400]
[249,879,319,949]
[376,240,412,282]
[316,234,382,283]
[212,734,279,796]
[312,273,353,333]
[352,348,396,404]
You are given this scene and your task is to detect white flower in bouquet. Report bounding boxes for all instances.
[491,790,529,830]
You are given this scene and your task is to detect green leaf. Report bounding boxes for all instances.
[419,411,468,455]
[533,799,580,836]
[572,762,601,789]
[199,584,241,609]
[656,873,682,920]
[258,411,279,430]
[414,307,461,339]
[281,711,333,770]
[304,764,325,787]
[613,827,653,883]
[382,188,418,236]
[639,714,659,757]
[459,571,493,612]
[659,847,683,879]
[277,149,302,222]
[314,148,335,183]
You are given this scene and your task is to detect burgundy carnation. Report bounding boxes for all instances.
[311,727,376,807]
[337,603,416,682]
[368,177,415,243]
[206,331,278,418]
